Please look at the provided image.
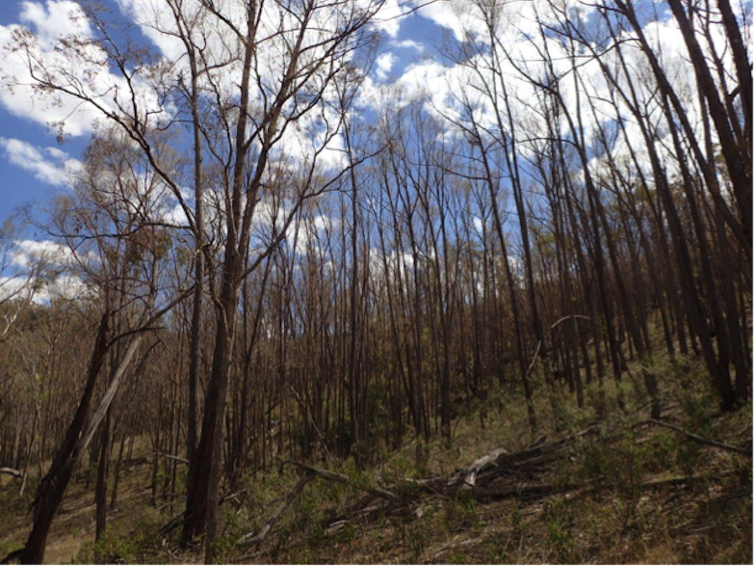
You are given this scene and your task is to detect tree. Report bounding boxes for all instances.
[15,127,187,564]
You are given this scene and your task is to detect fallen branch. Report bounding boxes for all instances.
[286,461,402,505]
[0,467,23,479]
[464,482,574,501]
[646,419,751,458]
[240,461,402,547]
[461,449,507,490]
[240,472,318,545]
[238,426,603,551]
[641,474,728,489]
[235,423,742,557]
[152,452,189,465]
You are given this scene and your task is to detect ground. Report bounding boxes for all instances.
[1,350,751,564]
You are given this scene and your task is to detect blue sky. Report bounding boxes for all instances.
[0,0,747,236]
[0,0,458,227]
[0,0,748,305]
[0,3,74,215]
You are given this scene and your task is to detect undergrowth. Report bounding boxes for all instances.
[1,351,751,564]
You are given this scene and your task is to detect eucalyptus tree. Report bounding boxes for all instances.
[5,0,384,559]
[13,125,187,564]
[568,0,752,408]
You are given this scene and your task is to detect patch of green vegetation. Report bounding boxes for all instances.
[406,518,428,560]
[443,493,482,534]
[0,540,22,560]
[544,497,578,563]
[78,521,159,564]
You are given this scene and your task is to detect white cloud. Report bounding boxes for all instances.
[370,0,410,38]
[43,272,88,302]
[390,38,424,52]
[11,239,72,268]
[0,2,100,136]
[0,1,170,138]
[0,137,81,186]
[416,0,487,42]
[0,275,33,303]
[369,247,416,283]
[2,238,93,304]
[0,271,88,304]
[375,52,397,81]
[19,0,92,48]
[393,59,466,120]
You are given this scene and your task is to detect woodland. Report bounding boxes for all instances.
[0,0,751,563]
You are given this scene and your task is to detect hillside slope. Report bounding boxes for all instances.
[2,352,751,564]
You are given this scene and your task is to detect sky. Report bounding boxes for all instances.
[0,0,749,301]
[0,0,739,217]
[0,0,485,303]
[0,0,458,220]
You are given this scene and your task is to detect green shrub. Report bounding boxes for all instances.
[544,498,577,563]
[443,492,482,534]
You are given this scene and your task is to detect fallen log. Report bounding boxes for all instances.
[232,420,751,559]
[286,462,402,505]
[471,426,602,486]
[464,482,574,501]
[152,451,189,465]
[461,449,508,490]
[235,425,607,550]
[398,426,603,500]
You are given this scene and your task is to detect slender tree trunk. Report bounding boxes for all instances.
[20,313,110,565]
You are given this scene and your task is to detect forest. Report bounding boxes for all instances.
[0,0,751,563]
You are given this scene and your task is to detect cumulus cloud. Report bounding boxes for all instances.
[370,0,411,37]
[0,137,82,186]
[375,52,397,81]
[390,38,425,52]
[0,1,99,136]
[40,272,89,302]
[0,238,89,305]
[0,1,170,138]
[416,0,488,42]
[10,239,73,269]
[18,0,92,48]
[0,275,30,302]
[0,271,88,304]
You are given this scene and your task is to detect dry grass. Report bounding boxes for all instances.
[1,346,751,564]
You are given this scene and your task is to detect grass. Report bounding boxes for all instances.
[0,345,751,564]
